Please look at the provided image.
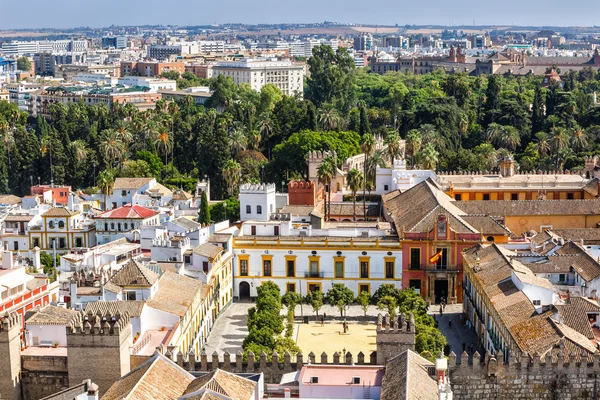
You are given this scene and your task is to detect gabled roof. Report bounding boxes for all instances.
[193,243,223,259]
[102,352,195,400]
[380,349,438,400]
[555,297,600,339]
[146,271,207,317]
[84,300,146,318]
[383,179,478,234]
[113,177,154,190]
[183,369,257,399]
[0,194,22,205]
[25,305,78,326]
[172,189,194,201]
[97,204,158,219]
[107,259,159,288]
[42,207,77,217]
[146,182,173,197]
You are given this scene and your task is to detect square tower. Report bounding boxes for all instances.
[0,313,22,400]
[239,183,277,222]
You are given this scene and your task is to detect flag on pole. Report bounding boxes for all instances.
[429,249,443,264]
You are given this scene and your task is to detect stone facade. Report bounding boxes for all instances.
[0,313,22,400]
[376,313,416,365]
[66,311,132,395]
[449,350,600,399]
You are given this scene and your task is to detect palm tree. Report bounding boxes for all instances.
[318,105,340,131]
[99,129,124,168]
[475,143,497,171]
[498,126,521,151]
[258,112,274,159]
[222,159,242,197]
[360,134,375,220]
[405,129,422,166]
[346,169,364,222]
[418,143,439,170]
[154,129,172,170]
[97,169,114,210]
[70,140,88,164]
[558,147,576,170]
[570,126,588,152]
[485,123,503,144]
[551,126,569,168]
[228,122,247,155]
[385,132,402,164]
[535,132,551,157]
[317,156,336,221]
[247,130,262,151]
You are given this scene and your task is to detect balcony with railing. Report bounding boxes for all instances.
[424,264,460,273]
[304,271,325,278]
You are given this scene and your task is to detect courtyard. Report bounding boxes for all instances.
[295,321,377,357]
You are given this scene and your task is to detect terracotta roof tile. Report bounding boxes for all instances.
[102,352,194,400]
[455,199,600,217]
[108,259,159,288]
[113,177,154,190]
[380,349,438,400]
[25,305,78,326]
[193,243,223,259]
[42,207,77,217]
[146,272,207,317]
[84,300,145,318]
[97,205,158,219]
[184,369,257,399]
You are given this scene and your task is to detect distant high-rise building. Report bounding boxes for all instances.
[354,33,374,51]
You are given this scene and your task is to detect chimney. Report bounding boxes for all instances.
[435,352,448,384]
[68,192,75,212]
[32,247,41,273]
[2,250,14,269]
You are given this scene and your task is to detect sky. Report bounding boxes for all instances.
[1,0,598,29]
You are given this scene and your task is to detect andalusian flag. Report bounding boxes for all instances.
[429,249,444,264]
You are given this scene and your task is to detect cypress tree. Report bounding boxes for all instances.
[198,191,211,225]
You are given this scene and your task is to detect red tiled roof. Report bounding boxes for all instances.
[97,205,158,219]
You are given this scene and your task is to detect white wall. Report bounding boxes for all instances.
[141,306,180,332]
[26,324,68,346]
[299,383,381,399]
[239,185,276,222]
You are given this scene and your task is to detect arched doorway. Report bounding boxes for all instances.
[239,281,251,301]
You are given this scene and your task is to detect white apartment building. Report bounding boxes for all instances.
[212,59,305,96]
[232,183,402,299]
[1,40,88,56]
[198,41,225,53]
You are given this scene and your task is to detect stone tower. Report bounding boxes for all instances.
[0,313,22,400]
[307,150,336,182]
[376,313,416,365]
[66,311,132,395]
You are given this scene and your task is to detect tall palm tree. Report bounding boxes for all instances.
[222,159,242,197]
[385,132,402,164]
[247,130,262,151]
[405,129,422,166]
[317,156,336,221]
[154,129,172,170]
[167,102,180,173]
[99,129,124,168]
[475,143,497,171]
[258,112,274,159]
[534,132,551,157]
[418,143,439,170]
[318,105,340,131]
[550,126,569,169]
[97,169,114,210]
[570,126,588,152]
[360,134,375,220]
[346,169,364,222]
[228,122,247,155]
[70,140,88,164]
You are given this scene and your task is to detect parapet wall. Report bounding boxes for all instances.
[157,347,379,384]
[449,350,600,399]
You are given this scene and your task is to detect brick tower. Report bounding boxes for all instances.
[66,311,132,395]
[376,313,416,365]
[0,313,22,400]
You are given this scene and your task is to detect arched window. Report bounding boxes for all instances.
[118,223,122,231]
[124,223,128,230]
[256,205,262,214]
[246,205,251,214]
[49,221,54,229]
[111,223,115,230]
[104,223,108,231]
[58,221,65,229]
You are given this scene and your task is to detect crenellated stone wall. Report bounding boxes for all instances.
[449,350,600,399]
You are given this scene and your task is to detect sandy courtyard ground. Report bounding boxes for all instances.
[295,321,377,358]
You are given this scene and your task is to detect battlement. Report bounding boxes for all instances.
[376,312,415,334]
[155,346,379,384]
[306,150,336,162]
[66,311,131,336]
[0,312,21,332]
[239,183,276,194]
[288,180,317,190]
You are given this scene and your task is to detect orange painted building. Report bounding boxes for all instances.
[383,179,510,304]
[288,181,324,206]
[30,185,72,205]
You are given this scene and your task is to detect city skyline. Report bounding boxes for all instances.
[1,0,599,29]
